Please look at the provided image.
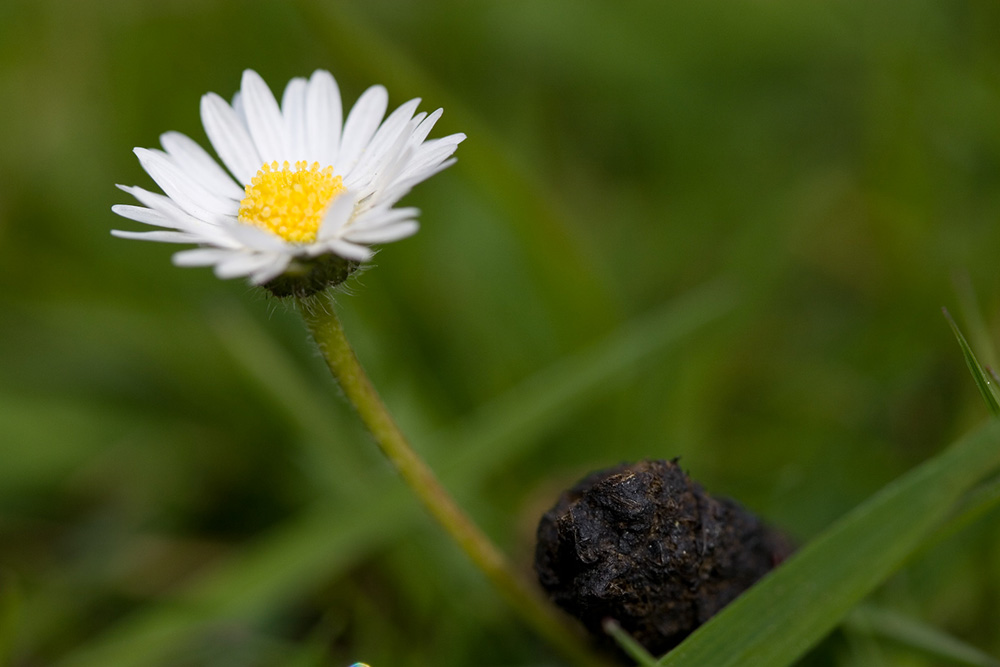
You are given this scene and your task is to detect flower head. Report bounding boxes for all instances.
[113,69,465,295]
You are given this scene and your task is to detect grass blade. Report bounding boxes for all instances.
[944,308,1000,417]
[845,604,1000,667]
[604,619,657,667]
[952,273,997,371]
[656,419,1000,667]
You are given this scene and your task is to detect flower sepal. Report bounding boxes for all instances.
[261,253,361,298]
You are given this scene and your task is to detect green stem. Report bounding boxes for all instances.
[297,298,608,667]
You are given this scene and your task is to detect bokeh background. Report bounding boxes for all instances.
[2,0,1000,665]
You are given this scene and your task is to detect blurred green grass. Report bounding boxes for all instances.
[1,0,999,664]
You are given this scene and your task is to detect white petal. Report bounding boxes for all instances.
[115,187,238,245]
[214,252,279,279]
[135,148,236,222]
[420,132,467,151]
[351,206,420,229]
[335,84,388,175]
[111,229,203,244]
[351,120,419,194]
[345,220,418,244]
[317,192,357,240]
[226,222,289,252]
[347,101,423,188]
[320,238,373,262]
[160,131,245,200]
[172,247,238,266]
[116,187,205,232]
[366,181,411,209]
[407,108,444,148]
[112,204,232,246]
[117,185,188,218]
[201,92,261,184]
[305,70,342,166]
[367,136,462,207]
[249,255,292,284]
[231,91,247,124]
[282,77,309,162]
[417,156,458,182]
[241,69,288,164]
[398,141,462,183]
[373,155,458,210]
[354,99,420,168]
[111,203,177,230]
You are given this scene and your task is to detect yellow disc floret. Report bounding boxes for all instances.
[238,160,345,244]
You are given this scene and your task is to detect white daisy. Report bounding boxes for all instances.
[113,69,465,291]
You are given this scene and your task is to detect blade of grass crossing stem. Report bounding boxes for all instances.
[844,605,1000,667]
[603,619,658,667]
[57,287,729,667]
[944,308,1000,417]
[656,419,1000,667]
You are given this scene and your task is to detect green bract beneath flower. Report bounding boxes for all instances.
[112,68,465,293]
[262,254,360,298]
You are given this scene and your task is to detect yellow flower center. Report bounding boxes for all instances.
[238,160,345,244]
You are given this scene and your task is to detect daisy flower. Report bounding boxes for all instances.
[113,69,465,295]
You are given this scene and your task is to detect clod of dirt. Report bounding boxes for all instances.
[535,459,792,656]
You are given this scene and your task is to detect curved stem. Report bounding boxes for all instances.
[298,298,607,667]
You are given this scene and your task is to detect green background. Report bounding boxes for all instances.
[1,0,999,664]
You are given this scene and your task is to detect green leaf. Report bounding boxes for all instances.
[944,308,1000,417]
[845,604,1000,667]
[656,419,1000,667]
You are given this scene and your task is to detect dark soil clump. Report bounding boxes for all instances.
[535,459,792,656]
